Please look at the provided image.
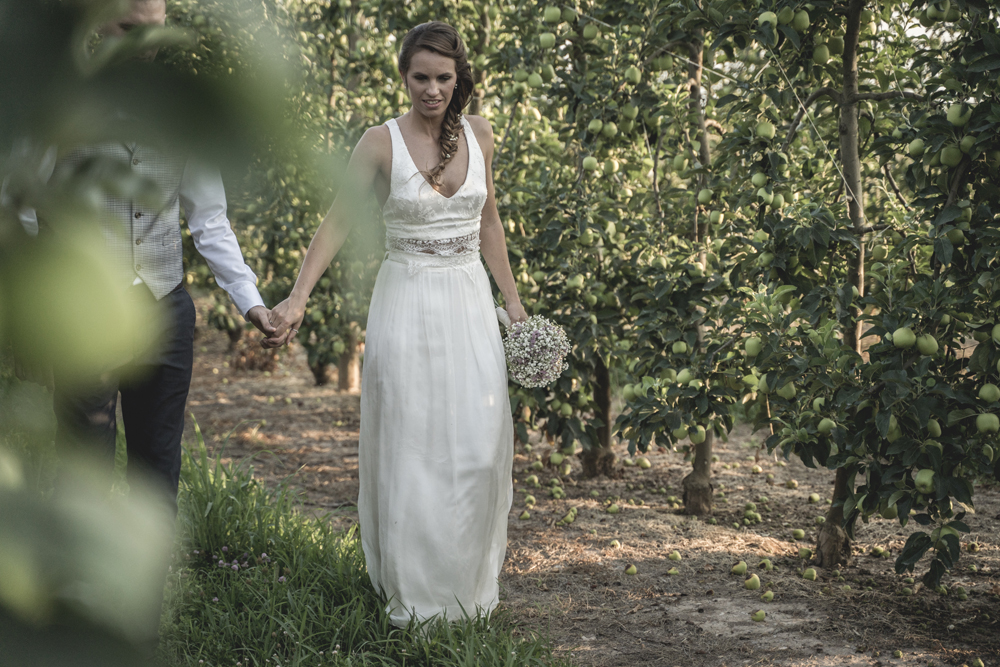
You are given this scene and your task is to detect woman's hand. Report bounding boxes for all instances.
[262,297,306,348]
[507,301,529,324]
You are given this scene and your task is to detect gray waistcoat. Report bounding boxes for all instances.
[56,142,187,300]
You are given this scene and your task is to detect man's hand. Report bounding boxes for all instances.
[246,306,278,339]
[261,297,306,349]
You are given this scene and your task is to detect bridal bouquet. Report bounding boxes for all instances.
[496,308,571,387]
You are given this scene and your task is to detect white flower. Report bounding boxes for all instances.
[502,316,571,388]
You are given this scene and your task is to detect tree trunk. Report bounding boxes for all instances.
[226,325,243,350]
[683,430,714,514]
[680,32,714,515]
[311,362,332,386]
[338,327,361,392]
[818,0,865,568]
[816,465,855,568]
[469,7,491,116]
[581,353,615,477]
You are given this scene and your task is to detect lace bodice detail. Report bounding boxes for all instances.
[382,116,487,253]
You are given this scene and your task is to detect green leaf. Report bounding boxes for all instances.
[967,54,1000,73]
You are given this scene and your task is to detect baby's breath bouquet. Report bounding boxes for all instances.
[496,308,571,387]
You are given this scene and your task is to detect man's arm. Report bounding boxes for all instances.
[178,159,273,335]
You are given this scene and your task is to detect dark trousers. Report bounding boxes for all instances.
[52,282,196,512]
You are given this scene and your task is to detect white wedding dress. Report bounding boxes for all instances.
[357,116,514,628]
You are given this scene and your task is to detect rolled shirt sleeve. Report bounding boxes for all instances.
[179,160,265,318]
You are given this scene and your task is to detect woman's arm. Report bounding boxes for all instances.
[262,126,389,347]
[470,116,528,323]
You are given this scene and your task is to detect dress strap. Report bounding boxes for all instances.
[460,116,485,183]
[385,118,411,194]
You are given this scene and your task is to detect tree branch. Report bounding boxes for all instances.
[783,87,842,150]
[852,91,925,103]
[882,164,910,211]
[856,224,889,234]
[705,119,725,133]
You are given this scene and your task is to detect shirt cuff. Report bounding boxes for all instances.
[228,283,266,320]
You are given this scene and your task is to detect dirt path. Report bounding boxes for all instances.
[183,297,1000,667]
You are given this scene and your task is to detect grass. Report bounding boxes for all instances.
[159,422,572,667]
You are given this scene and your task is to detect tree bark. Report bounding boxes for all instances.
[311,362,332,386]
[818,0,866,569]
[816,466,855,568]
[680,32,714,515]
[338,327,361,392]
[469,6,491,117]
[581,353,615,477]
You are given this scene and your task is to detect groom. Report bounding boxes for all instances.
[46,0,275,511]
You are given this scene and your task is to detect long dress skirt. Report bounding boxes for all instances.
[357,251,514,628]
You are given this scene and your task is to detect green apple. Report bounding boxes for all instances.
[709,210,724,225]
[926,418,942,438]
[758,559,773,571]
[583,24,599,39]
[756,121,776,140]
[672,341,688,354]
[672,426,689,440]
[808,493,821,503]
[731,560,748,575]
[751,610,766,622]
[758,11,778,28]
[946,103,972,127]
[946,228,966,245]
[583,156,599,171]
[799,547,813,559]
[609,539,621,548]
[669,550,682,561]
[786,479,798,489]
[543,5,562,22]
[527,72,544,88]
[771,193,785,209]
[690,425,707,444]
[757,188,774,205]
[606,503,620,514]
[549,452,564,466]
[676,368,693,384]
[813,44,830,65]
[601,121,618,138]
[908,138,925,157]
[792,528,805,540]
[917,334,938,356]
[777,7,794,24]
[815,516,825,525]
[745,337,762,357]
[603,158,619,175]
[757,373,770,394]
[539,32,556,48]
[562,7,577,21]
[981,384,1000,403]
[745,574,761,590]
[960,134,976,153]
[673,153,688,171]
[976,413,999,433]
[666,567,680,575]
[587,118,604,133]
[698,188,714,205]
[525,474,539,486]
[751,172,768,187]
[560,403,572,417]
[802,568,817,581]
[941,145,963,167]
[760,591,774,603]
[624,564,637,575]
[793,9,810,31]
[818,418,835,435]
[624,66,641,85]
[914,468,935,494]
[828,35,845,55]
[812,397,825,411]
[777,383,796,400]
[519,510,530,519]
[892,327,916,349]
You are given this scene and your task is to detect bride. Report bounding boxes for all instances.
[265,21,528,628]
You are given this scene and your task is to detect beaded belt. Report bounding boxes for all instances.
[385,231,481,278]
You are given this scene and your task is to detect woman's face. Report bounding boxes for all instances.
[402,49,458,119]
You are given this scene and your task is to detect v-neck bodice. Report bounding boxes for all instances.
[382,116,487,245]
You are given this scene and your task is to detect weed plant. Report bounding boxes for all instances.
[160,423,570,667]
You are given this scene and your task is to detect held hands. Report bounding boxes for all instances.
[261,297,306,349]
[246,306,277,339]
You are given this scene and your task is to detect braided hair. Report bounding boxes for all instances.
[398,22,474,191]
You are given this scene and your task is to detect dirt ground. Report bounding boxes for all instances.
[183,296,1000,667]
